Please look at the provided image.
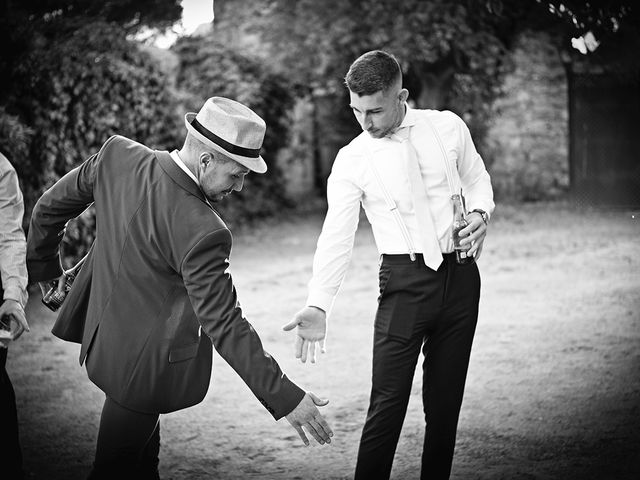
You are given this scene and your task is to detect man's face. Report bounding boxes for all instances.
[198,152,250,203]
[349,86,407,139]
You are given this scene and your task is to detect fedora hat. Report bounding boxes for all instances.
[185,97,267,173]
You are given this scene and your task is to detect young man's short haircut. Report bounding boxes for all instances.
[345,50,402,96]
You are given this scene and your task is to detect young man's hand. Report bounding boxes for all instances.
[283,306,327,363]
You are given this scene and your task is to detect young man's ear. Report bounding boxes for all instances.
[399,88,409,104]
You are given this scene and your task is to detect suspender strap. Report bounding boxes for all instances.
[423,115,461,197]
[364,116,464,260]
[365,142,418,261]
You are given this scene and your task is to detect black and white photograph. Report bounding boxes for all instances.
[0,0,638,478]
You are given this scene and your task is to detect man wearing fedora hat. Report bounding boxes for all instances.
[26,97,333,479]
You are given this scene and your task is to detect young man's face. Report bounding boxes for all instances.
[198,152,250,203]
[349,86,408,139]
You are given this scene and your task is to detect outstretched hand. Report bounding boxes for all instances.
[285,392,333,446]
[282,306,327,363]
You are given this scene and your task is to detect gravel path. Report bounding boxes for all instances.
[9,202,640,479]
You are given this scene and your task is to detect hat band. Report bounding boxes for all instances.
[191,118,261,158]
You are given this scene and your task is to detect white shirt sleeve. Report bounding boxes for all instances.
[306,148,363,313]
[0,156,28,308]
[452,112,495,218]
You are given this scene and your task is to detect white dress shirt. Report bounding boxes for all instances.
[307,106,495,312]
[170,150,199,185]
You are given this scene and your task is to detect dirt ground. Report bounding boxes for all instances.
[7,201,640,479]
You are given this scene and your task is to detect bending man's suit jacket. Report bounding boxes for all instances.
[27,135,304,416]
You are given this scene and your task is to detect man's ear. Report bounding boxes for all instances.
[199,152,212,167]
[399,88,409,104]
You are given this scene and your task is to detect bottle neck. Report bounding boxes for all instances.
[452,195,464,219]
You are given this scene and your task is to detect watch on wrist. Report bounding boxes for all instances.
[470,209,488,225]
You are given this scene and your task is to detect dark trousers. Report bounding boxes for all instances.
[0,347,24,479]
[87,396,161,480]
[355,253,480,480]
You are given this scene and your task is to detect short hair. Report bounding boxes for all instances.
[183,132,209,153]
[183,134,232,165]
[345,50,402,96]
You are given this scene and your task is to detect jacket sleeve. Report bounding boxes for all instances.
[180,227,305,420]
[27,147,102,282]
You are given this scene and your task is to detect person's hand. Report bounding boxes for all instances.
[282,306,327,363]
[285,392,333,446]
[459,212,488,261]
[38,275,66,304]
[0,299,29,347]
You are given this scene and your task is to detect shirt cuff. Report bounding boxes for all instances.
[306,289,336,314]
[3,285,28,309]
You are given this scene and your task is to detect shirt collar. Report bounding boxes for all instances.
[365,103,417,145]
[366,103,416,145]
[397,103,418,129]
[170,150,199,186]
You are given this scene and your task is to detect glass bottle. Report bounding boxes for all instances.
[42,254,88,312]
[452,194,474,265]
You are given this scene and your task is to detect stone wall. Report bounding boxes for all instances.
[485,30,570,201]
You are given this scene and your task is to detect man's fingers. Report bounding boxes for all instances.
[56,275,66,294]
[300,339,309,363]
[11,324,25,341]
[15,311,29,332]
[304,420,327,445]
[309,341,317,364]
[308,391,329,407]
[282,318,299,331]
[293,424,309,447]
[294,335,303,359]
[311,418,332,443]
[38,282,48,298]
[315,414,333,439]
[18,316,30,332]
[42,284,52,302]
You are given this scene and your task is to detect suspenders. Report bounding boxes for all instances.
[365,116,462,260]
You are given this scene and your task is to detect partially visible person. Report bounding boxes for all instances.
[284,50,495,479]
[0,151,30,480]
[26,97,332,479]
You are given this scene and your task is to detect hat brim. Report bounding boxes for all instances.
[184,113,267,174]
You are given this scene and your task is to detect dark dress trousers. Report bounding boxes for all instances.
[1,287,24,479]
[26,135,304,416]
[355,253,480,480]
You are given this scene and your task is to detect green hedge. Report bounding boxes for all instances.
[2,21,182,263]
[173,36,294,224]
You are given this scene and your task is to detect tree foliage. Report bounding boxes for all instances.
[173,35,295,223]
[215,0,515,166]
[215,0,639,193]
[0,0,182,32]
[6,21,181,215]
[0,15,184,262]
